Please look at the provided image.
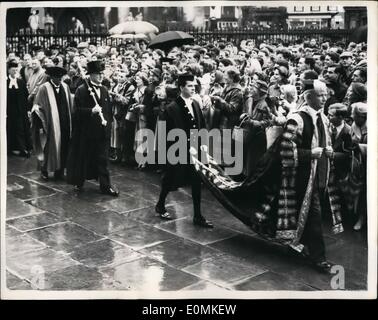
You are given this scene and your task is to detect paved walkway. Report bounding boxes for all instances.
[5,155,367,291]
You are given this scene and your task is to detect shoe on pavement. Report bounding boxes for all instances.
[312,260,333,274]
[155,205,172,220]
[101,186,119,197]
[193,216,214,228]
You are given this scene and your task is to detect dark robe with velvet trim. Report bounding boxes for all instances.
[66,82,113,185]
[7,77,32,153]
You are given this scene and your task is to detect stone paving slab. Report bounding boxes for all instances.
[209,234,301,273]
[233,271,316,291]
[108,224,177,250]
[138,238,224,269]
[180,280,230,291]
[26,222,104,253]
[182,254,268,288]
[7,212,62,232]
[7,175,57,200]
[69,239,143,268]
[42,265,108,290]
[6,271,32,290]
[156,217,238,246]
[98,194,155,213]
[100,257,200,291]
[6,233,47,258]
[6,194,45,220]
[6,155,37,175]
[26,193,106,219]
[69,210,141,236]
[7,248,79,281]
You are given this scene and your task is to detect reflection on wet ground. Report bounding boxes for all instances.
[5,156,368,291]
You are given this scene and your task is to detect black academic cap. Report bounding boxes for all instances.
[45,66,67,77]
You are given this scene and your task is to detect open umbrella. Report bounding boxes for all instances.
[148,31,194,51]
[110,33,148,40]
[108,21,159,35]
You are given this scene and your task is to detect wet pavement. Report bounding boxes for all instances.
[5,155,368,291]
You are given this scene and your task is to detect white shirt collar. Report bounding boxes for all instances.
[50,81,61,90]
[181,95,192,104]
[333,122,344,136]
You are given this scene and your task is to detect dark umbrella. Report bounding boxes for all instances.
[148,31,194,51]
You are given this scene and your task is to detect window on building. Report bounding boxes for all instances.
[221,6,235,18]
[328,6,338,11]
[311,6,321,12]
[294,6,304,12]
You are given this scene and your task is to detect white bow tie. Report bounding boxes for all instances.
[9,78,18,89]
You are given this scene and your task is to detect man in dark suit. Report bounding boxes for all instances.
[155,73,213,228]
[66,60,118,196]
[327,103,353,179]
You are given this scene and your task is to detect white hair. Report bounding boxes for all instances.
[313,79,327,93]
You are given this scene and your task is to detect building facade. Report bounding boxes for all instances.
[343,6,367,29]
[286,5,343,29]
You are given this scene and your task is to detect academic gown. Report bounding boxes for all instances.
[31,81,73,172]
[66,82,112,185]
[6,77,32,153]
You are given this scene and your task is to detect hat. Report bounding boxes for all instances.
[150,68,162,79]
[87,60,105,74]
[77,42,88,49]
[45,66,67,77]
[33,45,43,52]
[7,61,18,69]
[300,70,318,85]
[88,41,97,47]
[50,44,60,51]
[251,79,268,94]
[328,103,348,115]
[66,47,78,53]
[352,102,367,115]
[340,51,353,58]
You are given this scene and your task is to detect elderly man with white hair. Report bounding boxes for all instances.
[271,75,344,273]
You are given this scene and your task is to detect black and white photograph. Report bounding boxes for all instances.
[1,1,376,300]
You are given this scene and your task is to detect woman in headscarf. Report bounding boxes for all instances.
[239,79,273,176]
